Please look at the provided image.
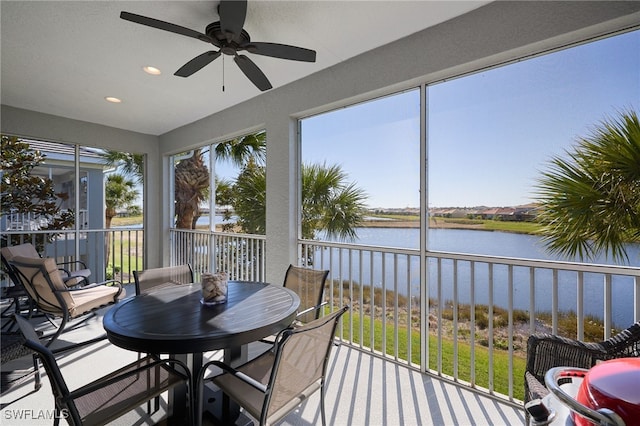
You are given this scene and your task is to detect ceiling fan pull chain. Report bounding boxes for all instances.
[222,54,225,92]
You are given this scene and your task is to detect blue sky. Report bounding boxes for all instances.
[301,29,639,209]
[216,29,639,209]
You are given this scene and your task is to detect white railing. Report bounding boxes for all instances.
[2,228,144,285]
[169,229,266,282]
[298,238,640,404]
[4,210,89,231]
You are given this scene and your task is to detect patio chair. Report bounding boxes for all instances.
[2,243,91,288]
[133,263,194,295]
[13,314,192,426]
[1,330,39,395]
[1,244,91,326]
[524,322,640,422]
[258,265,329,346]
[283,264,329,323]
[8,255,125,347]
[133,263,193,413]
[196,305,349,426]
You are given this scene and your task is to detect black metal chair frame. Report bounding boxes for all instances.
[9,256,123,347]
[197,305,349,426]
[13,314,193,426]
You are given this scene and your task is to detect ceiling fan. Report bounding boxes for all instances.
[120,0,316,91]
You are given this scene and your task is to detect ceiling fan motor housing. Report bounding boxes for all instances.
[205,21,252,55]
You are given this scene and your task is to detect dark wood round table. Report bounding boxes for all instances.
[102,280,299,424]
[103,281,299,355]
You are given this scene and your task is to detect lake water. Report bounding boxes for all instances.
[128,215,638,327]
[320,227,639,328]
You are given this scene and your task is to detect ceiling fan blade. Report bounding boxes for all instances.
[120,11,212,43]
[175,51,222,77]
[245,42,316,62]
[218,0,247,43]
[234,55,272,92]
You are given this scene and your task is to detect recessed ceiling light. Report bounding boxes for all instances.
[105,96,122,103]
[143,66,161,75]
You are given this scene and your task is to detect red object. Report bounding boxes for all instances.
[573,358,640,426]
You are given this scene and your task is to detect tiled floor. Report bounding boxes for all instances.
[0,292,525,425]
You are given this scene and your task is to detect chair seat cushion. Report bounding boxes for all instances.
[68,285,125,317]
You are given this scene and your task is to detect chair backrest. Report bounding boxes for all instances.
[133,264,194,295]
[13,314,76,417]
[1,243,41,261]
[1,243,41,286]
[283,265,329,322]
[600,321,640,357]
[263,305,348,424]
[9,256,73,315]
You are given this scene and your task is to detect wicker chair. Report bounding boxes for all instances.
[525,322,640,422]
[196,305,348,426]
[13,314,192,426]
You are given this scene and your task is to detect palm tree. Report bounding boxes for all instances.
[301,162,368,240]
[105,173,139,228]
[231,161,267,234]
[104,173,139,269]
[174,149,210,229]
[100,134,266,230]
[215,131,266,167]
[535,109,640,262]
[231,162,368,239]
[174,132,266,230]
[101,151,144,184]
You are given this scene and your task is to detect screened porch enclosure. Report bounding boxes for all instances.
[2,2,640,424]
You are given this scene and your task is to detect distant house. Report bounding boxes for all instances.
[431,204,539,221]
[2,139,110,281]
[478,205,539,221]
[3,140,107,231]
[479,208,501,220]
[513,203,540,221]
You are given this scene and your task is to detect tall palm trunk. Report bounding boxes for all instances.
[175,149,209,230]
[174,149,210,265]
[104,206,116,267]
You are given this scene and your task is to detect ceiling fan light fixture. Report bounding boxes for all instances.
[105,96,122,103]
[143,66,162,75]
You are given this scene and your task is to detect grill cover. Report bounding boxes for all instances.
[573,357,640,426]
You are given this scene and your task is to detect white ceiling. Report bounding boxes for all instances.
[1,1,488,136]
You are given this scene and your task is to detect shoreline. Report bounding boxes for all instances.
[112,216,532,233]
[361,219,485,230]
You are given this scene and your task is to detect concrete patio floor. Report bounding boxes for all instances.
[0,288,525,425]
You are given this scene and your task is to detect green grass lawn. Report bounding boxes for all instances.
[110,215,143,226]
[368,214,541,235]
[341,311,525,401]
